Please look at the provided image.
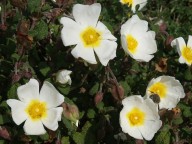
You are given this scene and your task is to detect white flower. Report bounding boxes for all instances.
[121,15,157,62]
[120,96,162,140]
[56,70,72,85]
[145,76,185,110]
[120,0,147,13]
[60,3,117,66]
[171,35,192,65]
[7,79,64,135]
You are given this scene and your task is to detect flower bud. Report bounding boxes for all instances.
[56,70,72,85]
[94,92,103,105]
[165,35,174,47]
[62,103,79,127]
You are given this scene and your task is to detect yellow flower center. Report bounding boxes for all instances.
[148,82,167,98]
[126,35,138,54]
[25,100,47,121]
[181,46,192,64]
[80,27,101,48]
[121,0,133,6]
[126,107,145,126]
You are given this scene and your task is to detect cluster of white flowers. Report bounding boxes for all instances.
[6,1,187,141]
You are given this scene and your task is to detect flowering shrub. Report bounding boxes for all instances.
[0,0,192,143]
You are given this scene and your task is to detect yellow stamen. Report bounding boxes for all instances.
[126,107,145,126]
[126,35,138,54]
[148,82,167,98]
[25,100,47,121]
[80,27,101,48]
[181,46,192,64]
[121,0,133,6]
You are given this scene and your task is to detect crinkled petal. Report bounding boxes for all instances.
[96,21,117,40]
[187,35,192,48]
[121,15,147,35]
[6,99,28,125]
[139,120,162,141]
[73,3,101,27]
[60,17,82,46]
[130,20,148,34]
[40,81,64,109]
[159,95,179,110]
[71,43,97,64]
[42,107,63,131]
[94,40,117,66]
[17,79,40,103]
[120,107,143,139]
[23,119,46,135]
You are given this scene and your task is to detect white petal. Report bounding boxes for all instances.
[60,17,82,46]
[120,107,143,139]
[94,40,117,66]
[75,120,79,127]
[122,95,143,106]
[6,99,28,125]
[40,81,64,109]
[179,56,186,64]
[42,107,63,131]
[121,35,129,54]
[139,120,162,141]
[121,15,147,35]
[133,52,154,62]
[96,21,117,40]
[132,0,147,13]
[17,79,40,103]
[172,37,186,55]
[23,119,46,135]
[130,20,148,34]
[71,43,97,64]
[159,95,179,110]
[73,3,101,27]
[187,35,192,48]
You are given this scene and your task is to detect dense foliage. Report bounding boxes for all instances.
[0,0,192,143]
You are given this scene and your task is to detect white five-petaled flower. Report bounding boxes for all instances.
[56,70,72,85]
[120,96,162,140]
[60,3,117,66]
[7,79,64,135]
[121,15,157,62]
[120,0,147,13]
[171,35,192,65]
[145,76,185,110]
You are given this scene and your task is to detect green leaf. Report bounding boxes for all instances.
[119,81,131,95]
[172,117,183,125]
[0,114,11,124]
[155,128,171,144]
[39,62,51,77]
[57,85,70,95]
[27,0,41,13]
[87,109,96,119]
[7,83,20,99]
[40,133,49,141]
[30,20,48,40]
[89,83,99,96]
[61,136,70,144]
[184,68,192,80]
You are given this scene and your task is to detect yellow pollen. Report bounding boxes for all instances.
[148,82,167,98]
[126,107,145,126]
[25,100,47,121]
[80,27,101,48]
[181,46,192,64]
[126,35,138,54]
[121,0,133,6]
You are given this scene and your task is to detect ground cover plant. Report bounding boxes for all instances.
[0,0,192,143]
